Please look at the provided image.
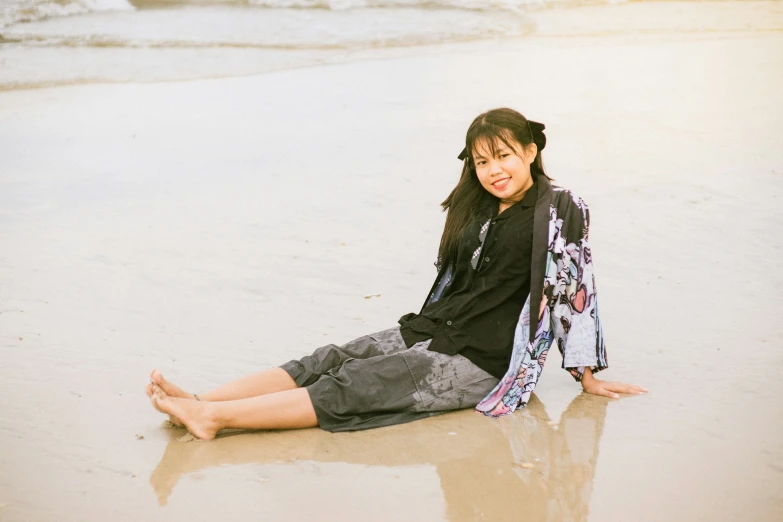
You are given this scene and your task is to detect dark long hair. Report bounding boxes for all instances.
[437,108,548,268]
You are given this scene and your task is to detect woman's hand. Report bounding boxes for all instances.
[580,367,647,399]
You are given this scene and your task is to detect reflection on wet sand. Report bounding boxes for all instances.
[150,393,607,521]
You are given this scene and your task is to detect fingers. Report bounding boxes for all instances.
[586,381,648,400]
[605,382,648,395]
[591,386,620,399]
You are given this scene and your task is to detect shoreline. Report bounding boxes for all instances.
[1,1,782,92]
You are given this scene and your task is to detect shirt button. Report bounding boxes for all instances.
[446,320,452,326]
[484,256,490,262]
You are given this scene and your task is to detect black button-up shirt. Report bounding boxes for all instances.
[399,182,537,379]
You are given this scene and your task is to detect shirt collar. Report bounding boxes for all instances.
[492,180,538,220]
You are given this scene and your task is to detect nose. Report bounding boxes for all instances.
[489,159,503,176]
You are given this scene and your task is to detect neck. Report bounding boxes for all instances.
[498,178,534,214]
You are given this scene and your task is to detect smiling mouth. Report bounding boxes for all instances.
[492,178,510,188]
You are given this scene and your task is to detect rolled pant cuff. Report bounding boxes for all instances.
[279,360,310,387]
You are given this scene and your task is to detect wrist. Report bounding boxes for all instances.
[580,367,597,389]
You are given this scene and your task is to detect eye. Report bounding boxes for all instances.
[500,153,510,158]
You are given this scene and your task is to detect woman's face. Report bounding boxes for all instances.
[472,136,536,206]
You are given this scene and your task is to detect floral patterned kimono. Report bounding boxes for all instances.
[424,175,609,418]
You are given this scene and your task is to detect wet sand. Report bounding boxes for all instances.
[1,2,782,521]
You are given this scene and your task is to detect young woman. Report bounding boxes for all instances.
[146,108,646,440]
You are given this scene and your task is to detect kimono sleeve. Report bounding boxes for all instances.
[553,195,609,382]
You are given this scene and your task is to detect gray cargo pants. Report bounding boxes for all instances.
[280,326,499,432]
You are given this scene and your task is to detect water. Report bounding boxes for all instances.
[1,0,131,28]
[0,0,591,89]
[2,2,536,49]
[0,0,562,30]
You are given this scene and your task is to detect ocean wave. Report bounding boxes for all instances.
[243,0,553,10]
[0,0,134,28]
[0,0,563,29]
[126,0,559,10]
[1,5,535,49]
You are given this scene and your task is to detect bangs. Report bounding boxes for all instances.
[467,126,522,161]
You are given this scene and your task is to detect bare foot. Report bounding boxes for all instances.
[150,369,194,400]
[150,384,221,441]
[146,382,184,428]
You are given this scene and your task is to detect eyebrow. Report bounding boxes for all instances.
[473,145,511,159]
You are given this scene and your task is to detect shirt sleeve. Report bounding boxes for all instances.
[552,195,609,382]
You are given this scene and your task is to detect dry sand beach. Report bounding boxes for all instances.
[1,1,782,520]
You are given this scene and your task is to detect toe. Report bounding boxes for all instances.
[152,392,169,413]
[152,384,167,400]
[152,369,183,397]
[151,369,164,386]
[149,391,163,413]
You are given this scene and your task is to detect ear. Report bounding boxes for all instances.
[524,142,538,164]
